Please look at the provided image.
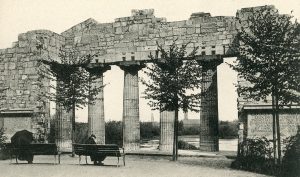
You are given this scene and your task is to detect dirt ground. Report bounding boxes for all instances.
[0,155,271,177]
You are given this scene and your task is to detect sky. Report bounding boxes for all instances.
[0,0,299,122]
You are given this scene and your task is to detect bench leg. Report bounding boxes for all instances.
[9,151,12,164]
[85,156,87,164]
[58,154,60,164]
[123,155,125,166]
[15,155,18,164]
[117,156,119,167]
[54,155,56,164]
[79,155,81,165]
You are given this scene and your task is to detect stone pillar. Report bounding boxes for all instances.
[159,110,175,152]
[198,58,222,152]
[119,62,144,151]
[55,105,72,152]
[87,65,110,144]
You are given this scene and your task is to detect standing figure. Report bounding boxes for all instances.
[85,134,106,165]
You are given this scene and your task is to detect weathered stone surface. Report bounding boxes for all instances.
[119,64,144,151]
[87,66,111,144]
[159,110,175,152]
[0,29,64,144]
[240,105,300,140]
[0,5,285,152]
[198,59,223,152]
[56,105,72,152]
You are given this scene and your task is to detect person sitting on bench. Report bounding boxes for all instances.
[85,134,106,165]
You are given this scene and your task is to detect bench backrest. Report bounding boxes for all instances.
[73,144,121,157]
[5,143,59,155]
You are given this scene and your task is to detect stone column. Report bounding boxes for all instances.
[119,62,144,151]
[55,105,72,152]
[87,65,111,144]
[198,58,222,152]
[159,110,175,152]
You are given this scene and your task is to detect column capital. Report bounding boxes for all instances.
[118,61,145,74]
[85,64,111,76]
[196,56,223,71]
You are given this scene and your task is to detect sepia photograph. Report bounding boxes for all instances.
[0,0,299,176]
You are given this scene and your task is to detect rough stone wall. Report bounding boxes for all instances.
[0,5,284,147]
[61,9,238,64]
[0,30,65,140]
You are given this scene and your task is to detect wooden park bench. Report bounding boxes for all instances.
[5,143,61,164]
[73,144,125,167]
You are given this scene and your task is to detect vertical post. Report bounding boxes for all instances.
[198,58,222,152]
[119,63,144,151]
[87,65,110,144]
[55,104,72,152]
[159,110,175,152]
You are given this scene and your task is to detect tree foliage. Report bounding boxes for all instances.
[218,120,238,139]
[233,6,300,104]
[0,128,7,150]
[141,42,201,161]
[232,6,300,163]
[40,47,102,155]
[75,122,89,144]
[140,122,160,139]
[40,48,102,111]
[141,42,202,112]
[105,121,123,147]
[281,127,300,177]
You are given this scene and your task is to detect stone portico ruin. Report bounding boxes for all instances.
[1,6,299,152]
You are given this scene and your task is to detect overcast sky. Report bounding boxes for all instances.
[0,0,299,122]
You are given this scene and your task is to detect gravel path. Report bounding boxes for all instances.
[0,155,271,177]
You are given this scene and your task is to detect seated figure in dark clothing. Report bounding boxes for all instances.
[11,130,35,164]
[85,134,106,165]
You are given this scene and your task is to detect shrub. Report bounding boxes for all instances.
[140,122,160,140]
[47,119,56,143]
[231,137,277,175]
[105,121,122,147]
[178,140,198,150]
[281,129,300,177]
[0,128,9,160]
[75,122,88,144]
[219,120,238,139]
[232,130,300,177]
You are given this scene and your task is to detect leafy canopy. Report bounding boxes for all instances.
[141,42,202,112]
[232,6,300,104]
[40,47,102,112]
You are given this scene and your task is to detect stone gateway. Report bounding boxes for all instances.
[0,5,299,152]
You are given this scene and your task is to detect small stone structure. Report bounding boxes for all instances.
[1,5,298,152]
[239,105,300,141]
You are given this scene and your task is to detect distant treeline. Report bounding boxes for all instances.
[47,120,238,146]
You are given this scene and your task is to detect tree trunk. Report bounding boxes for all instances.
[275,90,281,164]
[71,103,76,157]
[272,93,277,163]
[172,109,179,161]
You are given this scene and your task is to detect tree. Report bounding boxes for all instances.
[40,47,102,155]
[218,120,238,139]
[232,6,300,163]
[141,42,202,161]
[140,122,160,140]
[105,121,123,147]
[0,128,7,150]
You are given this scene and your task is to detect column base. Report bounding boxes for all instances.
[159,144,173,152]
[56,139,72,152]
[199,139,219,152]
[124,143,140,151]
